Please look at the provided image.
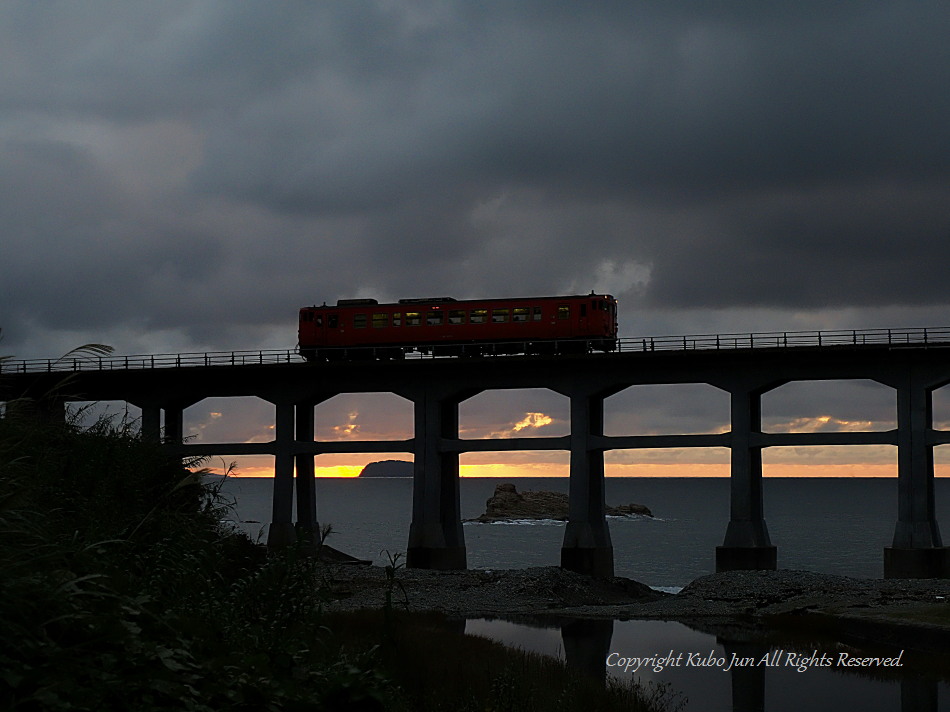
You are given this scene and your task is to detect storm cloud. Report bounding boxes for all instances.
[2,0,950,466]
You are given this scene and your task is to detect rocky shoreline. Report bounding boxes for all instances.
[321,564,950,653]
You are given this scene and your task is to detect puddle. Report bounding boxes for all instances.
[464,617,950,712]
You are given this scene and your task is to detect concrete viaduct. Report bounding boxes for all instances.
[3,328,950,579]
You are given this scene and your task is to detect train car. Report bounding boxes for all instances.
[298,294,617,361]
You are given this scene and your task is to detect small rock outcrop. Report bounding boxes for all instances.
[470,483,651,522]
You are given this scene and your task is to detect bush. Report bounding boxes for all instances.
[0,408,393,711]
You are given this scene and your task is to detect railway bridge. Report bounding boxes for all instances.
[3,328,950,579]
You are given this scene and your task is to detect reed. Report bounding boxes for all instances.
[0,404,392,710]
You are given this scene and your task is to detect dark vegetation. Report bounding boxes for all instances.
[0,405,358,711]
[0,374,678,711]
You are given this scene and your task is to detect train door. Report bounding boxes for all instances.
[577,301,589,335]
[556,303,572,337]
[323,313,339,346]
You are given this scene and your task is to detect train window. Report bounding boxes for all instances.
[302,311,313,322]
[406,311,422,326]
[557,305,570,320]
[448,310,465,325]
[372,313,389,328]
[580,304,587,317]
[512,307,528,322]
[532,306,542,321]
[354,314,367,328]
[426,311,444,326]
[492,308,509,323]
[328,314,339,328]
[393,312,402,326]
[470,309,487,324]
[315,315,323,327]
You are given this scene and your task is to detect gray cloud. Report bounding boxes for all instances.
[2,0,949,360]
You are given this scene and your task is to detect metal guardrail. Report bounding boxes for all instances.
[2,327,949,375]
[618,326,950,352]
[0,349,303,374]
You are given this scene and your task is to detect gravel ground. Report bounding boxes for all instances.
[321,563,950,620]
[322,564,663,616]
[318,563,950,655]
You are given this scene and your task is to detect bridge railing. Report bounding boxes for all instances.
[2,327,949,374]
[615,326,950,352]
[0,349,302,374]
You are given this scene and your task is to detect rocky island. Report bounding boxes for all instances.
[469,483,652,522]
[357,459,413,478]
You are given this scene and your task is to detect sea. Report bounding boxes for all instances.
[219,476,950,711]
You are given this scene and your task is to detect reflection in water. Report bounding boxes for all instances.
[722,641,767,712]
[903,677,938,712]
[464,618,950,712]
[561,618,614,681]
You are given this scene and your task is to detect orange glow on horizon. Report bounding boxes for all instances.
[206,462,950,478]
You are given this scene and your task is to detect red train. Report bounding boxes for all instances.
[298,293,618,360]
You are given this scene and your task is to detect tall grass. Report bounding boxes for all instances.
[0,405,392,711]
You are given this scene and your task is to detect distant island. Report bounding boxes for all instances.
[358,459,414,478]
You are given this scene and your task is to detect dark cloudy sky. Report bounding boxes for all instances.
[3,1,950,475]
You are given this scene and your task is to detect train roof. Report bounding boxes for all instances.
[306,294,615,309]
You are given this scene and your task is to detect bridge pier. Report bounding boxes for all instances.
[402,387,471,570]
[138,404,161,443]
[716,384,777,572]
[883,371,950,578]
[293,399,320,550]
[559,388,614,578]
[162,400,197,444]
[39,397,67,425]
[267,400,298,549]
[133,401,196,444]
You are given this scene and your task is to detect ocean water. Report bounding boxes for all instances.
[218,476,950,711]
[217,476,950,588]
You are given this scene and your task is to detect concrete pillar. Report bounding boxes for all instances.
[163,405,185,443]
[294,400,319,549]
[884,372,949,578]
[41,398,67,425]
[717,386,777,571]
[560,390,614,578]
[139,405,161,443]
[405,388,467,570]
[267,400,297,549]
